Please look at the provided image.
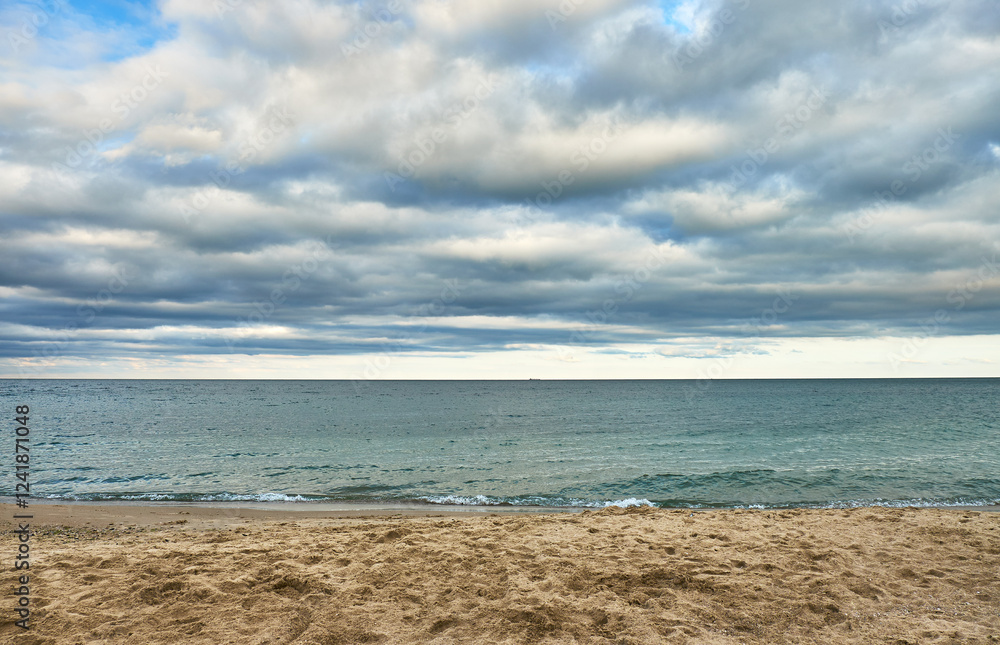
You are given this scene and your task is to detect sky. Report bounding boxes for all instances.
[1,0,999,380]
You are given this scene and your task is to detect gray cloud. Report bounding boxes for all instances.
[1,0,999,376]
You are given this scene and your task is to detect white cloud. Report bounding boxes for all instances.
[1,0,998,377]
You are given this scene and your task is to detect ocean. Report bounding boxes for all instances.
[3,379,999,509]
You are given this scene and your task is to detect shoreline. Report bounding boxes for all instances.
[1,501,582,530]
[3,500,998,531]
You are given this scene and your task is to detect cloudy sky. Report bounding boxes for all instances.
[1,0,998,379]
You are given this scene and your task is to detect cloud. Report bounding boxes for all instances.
[1,0,999,377]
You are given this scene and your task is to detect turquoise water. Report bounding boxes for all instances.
[3,379,999,509]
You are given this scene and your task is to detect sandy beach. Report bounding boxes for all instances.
[3,504,998,644]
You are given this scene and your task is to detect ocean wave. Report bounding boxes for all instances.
[790,497,1000,510]
[600,497,656,508]
[420,494,502,506]
[42,492,321,503]
[31,491,998,509]
[418,494,656,508]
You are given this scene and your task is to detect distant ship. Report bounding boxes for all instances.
[528,378,540,380]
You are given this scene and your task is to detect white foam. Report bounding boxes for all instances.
[44,492,314,503]
[201,492,312,502]
[420,494,500,506]
[420,495,659,508]
[600,498,656,508]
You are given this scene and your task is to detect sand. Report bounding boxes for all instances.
[2,504,999,644]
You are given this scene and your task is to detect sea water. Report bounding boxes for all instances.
[2,379,998,509]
